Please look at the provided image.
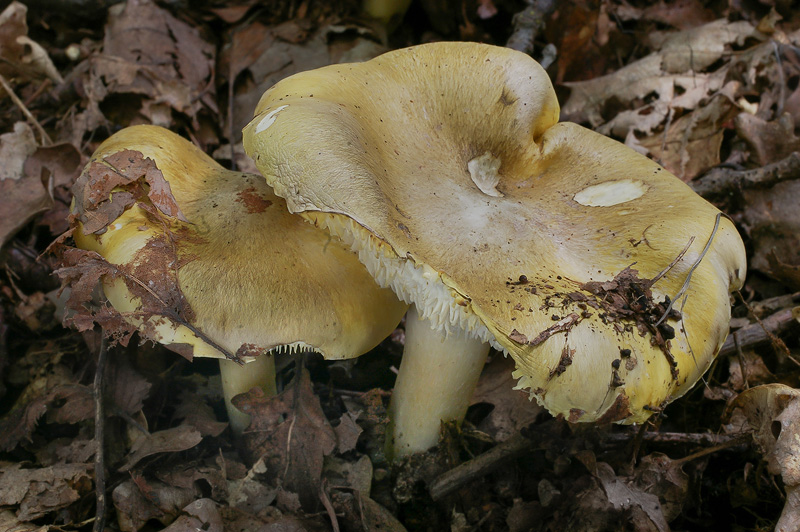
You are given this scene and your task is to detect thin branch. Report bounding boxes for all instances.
[0,73,53,145]
[651,237,695,284]
[691,152,800,197]
[672,434,750,466]
[719,307,797,359]
[506,0,556,55]
[429,430,537,501]
[429,425,745,501]
[655,213,722,327]
[92,336,108,532]
[318,480,340,532]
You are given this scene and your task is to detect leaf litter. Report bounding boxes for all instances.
[1,0,800,530]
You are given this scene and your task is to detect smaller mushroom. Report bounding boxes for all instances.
[68,125,407,434]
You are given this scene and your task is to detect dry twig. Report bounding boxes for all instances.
[692,152,800,197]
[93,336,108,532]
[719,307,797,359]
[506,0,556,56]
[0,73,53,145]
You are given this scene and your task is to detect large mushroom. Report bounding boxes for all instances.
[69,125,407,434]
[242,42,747,457]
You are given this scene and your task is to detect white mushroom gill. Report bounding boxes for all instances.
[573,179,648,207]
[467,151,504,197]
[255,105,289,134]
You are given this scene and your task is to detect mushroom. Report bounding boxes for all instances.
[70,125,407,434]
[242,42,747,457]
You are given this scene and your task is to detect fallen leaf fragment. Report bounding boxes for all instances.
[226,457,277,515]
[0,463,92,521]
[0,2,63,82]
[728,384,800,532]
[562,19,760,128]
[470,354,543,442]
[92,0,216,126]
[593,462,670,532]
[112,476,196,532]
[0,384,93,452]
[160,499,222,532]
[118,425,204,472]
[742,180,800,277]
[71,149,186,235]
[0,509,49,532]
[233,368,337,511]
[0,123,52,247]
[736,113,800,166]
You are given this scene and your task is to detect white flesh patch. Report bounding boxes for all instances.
[467,152,504,197]
[255,105,289,134]
[573,179,648,207]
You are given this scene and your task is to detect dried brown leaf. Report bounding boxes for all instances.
[563,19,759,133]
[112,476,196,532]
[639,94,737,181]
[161,499,223,532]
[118,425,204,472]
[728,384,800,532]
[742,180,800,277]
[0,123,52,247]
[471,354,542,442]
[92,0,216,125]
[233,368,337,511]
[72,150,185,235]
[0,384,93,452]
[0,508,49,532]
[333,411,363,453]
[105,353,152,416]
[52,246,135,340]
[0,463,93,521]
[0,2,62,82]
[736,113,800,167]
[174,391,227,437]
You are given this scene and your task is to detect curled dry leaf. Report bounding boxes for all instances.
[0,384,93,452]
[0,123,52,247]
[233,368,337,511]
[0,2,63,83]
[160,499,223,532]
[0,463,93,521]
[562,19,760,129]
[728,384,800,532]
[71,149,186,235]
[54,148,200,359]
[92,0,216,126]
[112,476,197,532]
[742,180,800,278]
[118,425,204,472]
[470,354,543,442]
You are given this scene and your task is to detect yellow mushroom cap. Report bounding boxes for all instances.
[71,125,407,362]
[243,42,747,424]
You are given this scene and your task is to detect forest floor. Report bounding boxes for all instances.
[1,0,800,530]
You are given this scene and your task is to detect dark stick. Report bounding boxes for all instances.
[429,431,537,501]
[430,428,743,501]
[93,336,108,532]
[506,0,557,56]
[719,308,797,358]
[691,151,800,197]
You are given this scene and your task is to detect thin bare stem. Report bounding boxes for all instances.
[655,213,722,327]
[0,73,52,145]
[92,336,108,532]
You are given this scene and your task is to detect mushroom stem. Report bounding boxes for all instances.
[387,306,491,459]
[218,355,277,435]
